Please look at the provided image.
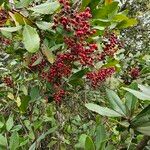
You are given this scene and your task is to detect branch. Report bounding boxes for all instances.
[136,135,150,150]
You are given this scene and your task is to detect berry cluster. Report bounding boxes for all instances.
[46,53,74,83]
[0,9,8,26]
[28,54,47,71]
[64,37,98,65]
[0,37,12,45]
[86,67,116,87]
[29,1,118,103]
[3,76,14,87]
[53,89,65,103]
[130,67,140,79]
[98,33,122,61]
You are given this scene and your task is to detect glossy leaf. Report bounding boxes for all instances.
[85,103,122,117]
[16,0,34,8]
[0,26,22,32]
[106,89,126,116]
[123,87,150,101]
[138,84,150,96]
[36,21,53,30]
[23,24,40,53]
[29,1,60,14]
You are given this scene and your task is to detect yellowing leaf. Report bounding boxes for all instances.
[16,97,21,107]
[105,0,112,4]
[42,45,55,64]
[9,12,33,26]
[7,93,14,100]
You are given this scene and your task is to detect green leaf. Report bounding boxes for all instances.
[29,126,58,150]
[16,0,34,8]
[138,84,150,96]
[19,95,31,113]
[0,0,5,5]
[6,115,14,131]
[0,26,22,32]
[122,87,150,101]
[85,136,95,150]
[69,68,89,81]
[75,134,87,148]
[125,83,138,116]
[23,24,40,53]
[131,105,150,136]
[30,87,40,101]
[0,122,4,128]
[106,89,126,116]
[9,132,19,150]
[93,2,119,19]
[29,1,60,14]
[0,134,7,147]
[131,105,150,128]
[136,126,150,136]
[117,18,138,29]
[85,103,122,117]
[112,14,128,22]
[96,125,107,150]
[69,78,84,87]
[36,21,53,30]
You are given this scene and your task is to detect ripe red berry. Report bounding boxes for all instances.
[130,68,140,79]
[3,76,14,87]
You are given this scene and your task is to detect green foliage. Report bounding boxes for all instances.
[23,24,40,53]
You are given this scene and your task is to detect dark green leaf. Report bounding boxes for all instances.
[131,105,150,128]
[20,95,31,113]
[69,68,89,81]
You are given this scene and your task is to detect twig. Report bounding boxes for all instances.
[136,135,150,150]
